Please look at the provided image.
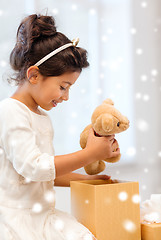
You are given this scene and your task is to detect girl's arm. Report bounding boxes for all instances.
[54,129,120,177]
[54,172,111,187]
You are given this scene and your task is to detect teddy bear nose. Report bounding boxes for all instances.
[117,122,120,127]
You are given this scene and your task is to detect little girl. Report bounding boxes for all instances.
[0,14,120,240]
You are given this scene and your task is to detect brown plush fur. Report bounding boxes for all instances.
[80,98,129,175]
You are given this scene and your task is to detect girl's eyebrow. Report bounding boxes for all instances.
[63,81,72,85]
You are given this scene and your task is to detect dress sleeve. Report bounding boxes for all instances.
[0,102,56,182]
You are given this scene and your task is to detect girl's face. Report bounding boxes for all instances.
[30,71,80,111]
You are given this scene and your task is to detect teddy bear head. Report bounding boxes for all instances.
[91,98,129,136]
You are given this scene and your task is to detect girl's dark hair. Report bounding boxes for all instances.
[9,14,89,85]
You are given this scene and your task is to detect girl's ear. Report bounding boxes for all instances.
[27,66,40,84]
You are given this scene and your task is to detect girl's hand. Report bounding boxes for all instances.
[86,128,120,161]
[85,174,111,181]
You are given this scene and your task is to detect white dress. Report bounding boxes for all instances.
[0,98,95,240]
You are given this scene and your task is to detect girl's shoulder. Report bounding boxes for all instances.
[0,98,31,123]
[0,98,48,118]
[0,98,50,131]
[0,98,28,114]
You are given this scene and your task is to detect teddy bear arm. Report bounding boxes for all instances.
[80,124,92,149]
[84,160,106,175]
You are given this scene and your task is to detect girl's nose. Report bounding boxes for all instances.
[62,91,69,101]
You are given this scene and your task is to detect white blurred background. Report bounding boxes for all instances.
[0,0,161,213]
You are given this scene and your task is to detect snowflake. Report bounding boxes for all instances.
[126,147,136,157]
[0,60,7,67]
[96,88,102,95]
[130,28,137,35]
[116,83,122,89]
[80,89,86,94]
[40,140,44,145]
[32,203,42,213]
[41,160,50,169]
[107,28,113,34]
[52,8,59,15]
[71,4,77,11]
[89,9,96,15]
[10,139,18,147]
[143,94,150,101]
[123,219,136,233]
[44,190,55,203]
[151,69,158,76]
[144,168,149,173]
[85,199,89,204]
[101,60,107,67]
[17,204,22,209]
[136,119,149,132]
[141,2,148,8]
[0,147,4,155]
[142,185,147,190]
[68,125,77,135]
[141,75,148,82]
[71,112,78,118]
[118,57,123,63]
[109,93,115,99]
[141,147,145,152]
[118,191,128,201]
[0,10,3,16]
[100,73,104,79]
[25,177,31,183]
[54,219,65,231]
[109,60,120,71]
[132,194,141,204]
[101,35,108,42]
[136,92,142,99]
[136,48,143,55]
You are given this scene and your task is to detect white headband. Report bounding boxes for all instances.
[34,38,79,67]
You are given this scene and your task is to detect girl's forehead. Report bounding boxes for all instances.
[59,72,80,84]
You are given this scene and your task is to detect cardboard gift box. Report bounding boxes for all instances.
[141,223,161,240]
[70,179,141,240]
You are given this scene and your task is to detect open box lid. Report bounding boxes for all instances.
[70,179,136,186]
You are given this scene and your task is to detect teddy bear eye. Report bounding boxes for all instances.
[117,122,120,127]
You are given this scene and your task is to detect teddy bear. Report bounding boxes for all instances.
[80,98,129,175]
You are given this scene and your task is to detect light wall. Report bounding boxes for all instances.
[0,0,161,213]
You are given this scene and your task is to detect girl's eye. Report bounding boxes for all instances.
[60,86,66,91]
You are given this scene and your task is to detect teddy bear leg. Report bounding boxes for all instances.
[104,154,121,163]
[84,160,106,175]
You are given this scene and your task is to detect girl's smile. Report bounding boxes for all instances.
[52,100,58,107]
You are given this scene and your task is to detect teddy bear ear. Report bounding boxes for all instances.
[103,98,114,105]
[93,113,114,134]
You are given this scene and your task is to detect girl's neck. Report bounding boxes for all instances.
[11,84,40,115]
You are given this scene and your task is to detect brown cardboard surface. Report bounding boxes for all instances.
[70,179,141,240]
[141,223,161,240]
